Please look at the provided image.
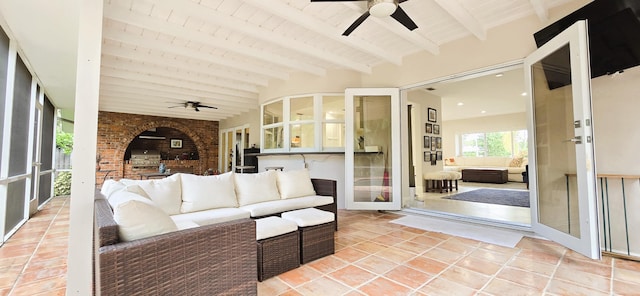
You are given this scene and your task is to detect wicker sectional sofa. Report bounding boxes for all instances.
[94,169,337,295]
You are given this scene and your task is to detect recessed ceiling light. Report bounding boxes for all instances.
[521,92,527,96]
[457,102,464,106]
[495,73,504,77]
[481,110,486,114]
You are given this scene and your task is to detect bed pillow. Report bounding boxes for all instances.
[180,172,237,213]
[276,169,316,199]
[113,200,178,242]
[234,170,281,206]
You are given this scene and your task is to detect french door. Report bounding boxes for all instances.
[345,88,401,210]
[525,20,600,259]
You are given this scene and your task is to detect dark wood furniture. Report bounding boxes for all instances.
[462,168,508,184]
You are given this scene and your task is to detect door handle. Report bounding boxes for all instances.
[565,136,582,144]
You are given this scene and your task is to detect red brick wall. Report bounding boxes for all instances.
[96,111,218,186]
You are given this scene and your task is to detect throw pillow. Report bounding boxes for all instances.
[113,200,178,241]
[108,191,154,209]
[234,170,281,206]
[180,172,237,213]
[276,169,316,199]
[509,157,524,167]
[134,174,182,215]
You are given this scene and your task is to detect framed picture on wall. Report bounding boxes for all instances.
[424,136,430,148]
[431,137,437,151]
[428,108,437,122]
[433,124,440,135]
[436,137,442,149]
[430,153,437,165]
[436,150,442,160]
[423,151,430,162]
[425,123,433,133]
[170,138,183,149]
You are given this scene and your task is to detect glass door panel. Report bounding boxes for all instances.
[345,88,401,210]
[525,20,600,259]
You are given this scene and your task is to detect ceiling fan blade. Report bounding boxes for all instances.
[398,0,408,3]
[343,11,370,36]
[168,105,185,109]
[390,6,417,31]
[198,105,218,109]
[310,0,363,2]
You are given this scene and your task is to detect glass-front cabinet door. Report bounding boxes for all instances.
[345,88,401,210]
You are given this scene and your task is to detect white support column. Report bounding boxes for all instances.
[66,0,103,294]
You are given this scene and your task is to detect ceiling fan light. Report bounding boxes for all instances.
[369,0,397,18]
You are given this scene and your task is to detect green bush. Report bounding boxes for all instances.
[56,129,73,155]
[54,172,72,196]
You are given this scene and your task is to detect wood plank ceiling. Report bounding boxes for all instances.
[99,0,575,121]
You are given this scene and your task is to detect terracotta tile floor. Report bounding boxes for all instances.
[2,196,640,295]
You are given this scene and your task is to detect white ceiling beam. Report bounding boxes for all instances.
[529,0,549,22]
[101,55,259,93]
[100,67,257,100]
[432,0,486,41]
[98,103,229,121]
[101,44,270,86]
[101,29,289,81]
[104,5,326,76]
[342,3,440,55]
[99,77,255,104]
[151,0,372,74]
[243,0,403,65]
[99,87,253,112]
[98,94,246,116]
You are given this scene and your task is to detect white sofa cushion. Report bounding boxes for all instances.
[255,216,298,240]
[180,172,237,213]
[174,220,200,230]
[108,191,153,209]
[113,200,178,242]
[234,171,280,206]
[171,207,251,226]
[101,180,127,198]
[239,197,317,217]
[311,195,334,207]
[281,208,335,227]
[133,174,182,215]
[276,169,316,199]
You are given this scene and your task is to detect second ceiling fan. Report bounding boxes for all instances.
[311,0,418,36]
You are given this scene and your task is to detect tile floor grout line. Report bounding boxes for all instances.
[7,197,68,295]
[476,241,525,295]
[540,247,567,295]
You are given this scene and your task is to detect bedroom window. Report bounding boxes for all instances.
[461,130,528,157]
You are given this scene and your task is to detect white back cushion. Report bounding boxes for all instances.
[133,174,182,215]
[108,191,154,209]
[234,170,281,206]
[180,172,237,213]
[276,169,316,199]
[101,180,127,198]
[113,200,178,241]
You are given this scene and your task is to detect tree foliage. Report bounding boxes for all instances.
[56,129,73,154]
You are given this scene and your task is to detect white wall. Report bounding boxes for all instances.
[220,108,261,148]
[407,89,442,194]
[442,112,527,158]
[591,65,640,175]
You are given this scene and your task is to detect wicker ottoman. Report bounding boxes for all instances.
[281,208,335,264]
[255,216,300,281]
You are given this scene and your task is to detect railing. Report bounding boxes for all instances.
[597,174,640,260]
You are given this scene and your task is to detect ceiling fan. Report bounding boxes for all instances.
[168,101,217,112]
[311,0,417,36]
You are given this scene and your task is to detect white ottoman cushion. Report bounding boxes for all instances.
[281,208,334,227]
[255,216,298,240]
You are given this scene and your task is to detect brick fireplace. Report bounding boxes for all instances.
[96,111,219,187]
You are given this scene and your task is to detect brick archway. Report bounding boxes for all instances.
[97,111,219,186]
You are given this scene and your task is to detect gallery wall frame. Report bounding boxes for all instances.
[427,108,437,122]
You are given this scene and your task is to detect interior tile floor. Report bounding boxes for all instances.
[2,196,640,295]
[407,181,532,226]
